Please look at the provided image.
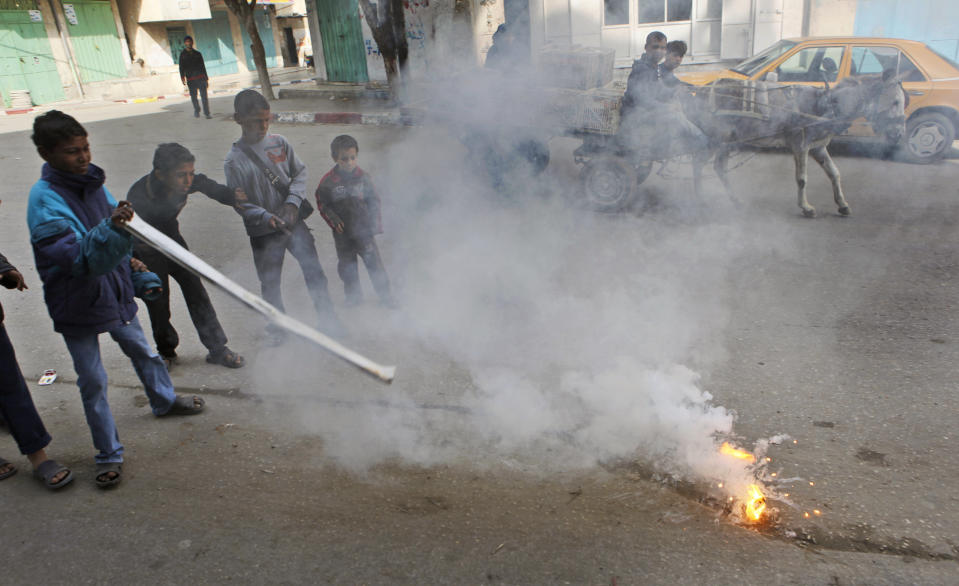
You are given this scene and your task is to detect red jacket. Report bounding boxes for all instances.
[314,166,382,238]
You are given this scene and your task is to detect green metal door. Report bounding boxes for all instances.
[241,8,278,71]
[192,10,237,77]
[0,7,65,106]
[62,0,127,82]
[316,0,368,82]
[167,27,187,64]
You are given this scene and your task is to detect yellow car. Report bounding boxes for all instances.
[678,37,959,163]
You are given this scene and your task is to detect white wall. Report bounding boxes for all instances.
[136,0,211,22]
[807,0,858,36]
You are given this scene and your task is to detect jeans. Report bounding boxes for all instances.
[140,243,228,358]
[0,323,51,455]
[187,79,209,116]
[333,233,392,303]
[250,221,335,323]
[62,318,177,464]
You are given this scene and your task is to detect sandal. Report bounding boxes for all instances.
[33,459,74,490]
[0,457,17,481]
[206,348,245,369]
[160,394,205,416]
[95,462,122,489]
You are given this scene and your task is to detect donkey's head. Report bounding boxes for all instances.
[819,73,906,143]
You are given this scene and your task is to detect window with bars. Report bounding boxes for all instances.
[604,0,698,26]
[605,0,629,26]
[638,0,692,24]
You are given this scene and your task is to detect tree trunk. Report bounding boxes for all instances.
[389,0,408,80]
[224,0,275,100]
[358,0,404,103]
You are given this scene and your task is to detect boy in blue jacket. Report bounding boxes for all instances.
[27,111,205,489]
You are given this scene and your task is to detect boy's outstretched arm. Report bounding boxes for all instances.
[192,173,240,206]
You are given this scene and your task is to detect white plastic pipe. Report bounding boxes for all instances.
[123,215,395,384]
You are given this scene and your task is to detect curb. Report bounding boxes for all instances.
[1,107,34,115]
[271,111,419,126]
[245,77,317,91]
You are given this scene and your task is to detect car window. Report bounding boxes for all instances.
[897,53,925,82]
[850,46,926,81]
[775,46,845,82]
[732,40,796,76]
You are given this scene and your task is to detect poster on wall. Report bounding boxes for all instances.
[63,4,78,25]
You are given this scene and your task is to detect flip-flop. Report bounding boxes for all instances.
[160,394,205,416]
[95,462,122,489]
[33,459,74,490]
[206,348,245,369]
[0,457,17,481]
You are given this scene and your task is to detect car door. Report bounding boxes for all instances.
[845,45,932,136]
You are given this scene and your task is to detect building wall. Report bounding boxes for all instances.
[39,0,84,100]
[473,0,505,67]
[350,0,470,82]
[852,0,959,60]
[117,0,288,76]
[807,0,858,36]
[276,16,311,66]
[116,0,181,72]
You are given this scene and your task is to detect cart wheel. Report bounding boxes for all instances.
[581,155,638,212]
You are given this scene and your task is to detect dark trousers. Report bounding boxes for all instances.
[0,323,51,455]
[250,221,335,323]
[187,79,209,116]
[334,233,392,302]
[139,238,228,358]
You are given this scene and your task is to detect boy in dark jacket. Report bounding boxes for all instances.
[27,111,205,489]
[127,143,244,369]
[1,207,73,491]
[315,135,395,307]
[179,35,210,119]
[225,90,339,342]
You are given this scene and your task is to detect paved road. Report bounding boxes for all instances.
[1,98,958,584]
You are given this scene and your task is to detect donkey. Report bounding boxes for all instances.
[687,74,906,217]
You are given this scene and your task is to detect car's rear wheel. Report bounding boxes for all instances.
[900,112,955,164]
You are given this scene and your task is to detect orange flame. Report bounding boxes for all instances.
[745,484,766,522]
[719,442,756,463]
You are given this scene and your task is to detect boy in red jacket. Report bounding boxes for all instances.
[315,135,396,308]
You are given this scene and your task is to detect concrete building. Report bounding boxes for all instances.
[0,0,132,106]
[0,0,299,107]
[116,0,292,99]
[307,0,956,84]
[536,0,959,67]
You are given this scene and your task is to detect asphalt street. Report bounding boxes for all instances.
[1,93,958,584]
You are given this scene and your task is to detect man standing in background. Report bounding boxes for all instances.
[179,36,211,119]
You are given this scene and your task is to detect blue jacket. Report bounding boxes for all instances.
[27,163,160,336]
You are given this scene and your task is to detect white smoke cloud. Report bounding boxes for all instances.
[250,69,799,507]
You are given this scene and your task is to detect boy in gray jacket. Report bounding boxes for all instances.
[224,90,338,343]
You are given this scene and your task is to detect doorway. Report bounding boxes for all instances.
[284,27,298,66]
